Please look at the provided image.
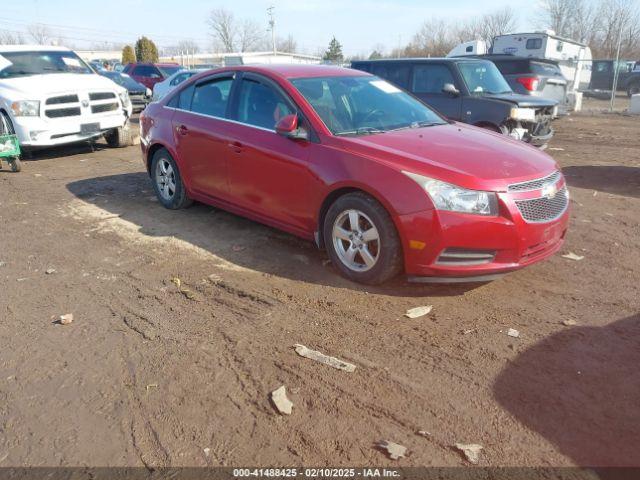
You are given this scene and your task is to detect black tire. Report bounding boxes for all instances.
[150,148,192,209]
[628,83,640,98]
[323,192,403,285]
[9,158,21,172]
[105,121,132,147]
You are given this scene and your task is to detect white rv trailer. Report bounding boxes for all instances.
[491,31,592,91]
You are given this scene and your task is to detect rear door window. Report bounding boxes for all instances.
[412,64,456,94]
[190,77,233,118]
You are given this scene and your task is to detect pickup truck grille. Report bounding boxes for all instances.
[515,187,569,223]
[46,95,79,105]
[43,91,120,119]
[91,103,118,114]
[89,92,116,101]
[46,107,81,118]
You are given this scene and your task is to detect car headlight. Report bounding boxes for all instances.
[510,107,536,122]
[118,91,131,108]
[11,100,40,117]
[403,171,498,216]
[146,88,152,98]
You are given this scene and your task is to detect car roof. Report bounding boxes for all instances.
[0,45,73,53]
[222,64,369,79]
[352,57,493,65]
[128,62,180,66]
[468,54,560,64]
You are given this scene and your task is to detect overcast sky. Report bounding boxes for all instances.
[2,0,534,55]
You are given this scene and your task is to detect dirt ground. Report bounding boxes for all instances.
[0,102,638,472]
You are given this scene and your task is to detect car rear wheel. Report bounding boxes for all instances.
[323,192,403,285]
[150,149,192,209]
[628,84,640,98]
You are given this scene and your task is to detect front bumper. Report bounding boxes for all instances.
[11,110,129,148]
[397,191,570,281]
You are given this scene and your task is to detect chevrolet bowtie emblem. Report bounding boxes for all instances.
[541,182,558,199]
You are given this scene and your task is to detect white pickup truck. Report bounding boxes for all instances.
[0,45,133,152]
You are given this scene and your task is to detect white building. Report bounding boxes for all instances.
[161,51,322,68]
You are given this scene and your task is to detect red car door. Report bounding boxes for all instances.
[225,73,316,235]
[170,74,236,200]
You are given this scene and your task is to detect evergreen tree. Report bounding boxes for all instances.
[135,37,159,63]
[323,37,344,63]
[121,45,136,64]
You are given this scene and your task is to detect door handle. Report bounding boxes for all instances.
[227,141,243,153]
[176,124,189,136]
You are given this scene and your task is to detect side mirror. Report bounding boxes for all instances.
[442,83,460,96]
[275,114,308,140]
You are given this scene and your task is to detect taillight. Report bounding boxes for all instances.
[517,76,540,91]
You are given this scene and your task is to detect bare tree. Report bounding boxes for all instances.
[402,18,457,57]
[0,30,25,45]
[238,19,266,52]
[27,24,53,45]
[480,7,518,43]
[277,35,297,53]
[208,8,236,52]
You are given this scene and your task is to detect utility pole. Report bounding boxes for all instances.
[267,6,276,56]
[610,20,624,112]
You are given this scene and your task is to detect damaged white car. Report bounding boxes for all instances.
[0,45,133,151]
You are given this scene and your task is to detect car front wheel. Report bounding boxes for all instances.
[150,149,192,209]
[323,192,403,285]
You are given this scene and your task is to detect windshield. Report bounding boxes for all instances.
[0,51,93,78]
[291,75,446,136]
[158,65,181,76]
[458,61,512,95]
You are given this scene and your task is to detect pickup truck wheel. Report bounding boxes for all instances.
[150,148,192,209]
[323,192,403,285]
[105,121,132,148]
[628,84,640,98]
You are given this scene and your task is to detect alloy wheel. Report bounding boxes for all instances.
[155,157,176,201]
[332,209,380,272]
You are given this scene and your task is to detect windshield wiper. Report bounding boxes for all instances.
[388,120,443,132]
[335,126,386,136]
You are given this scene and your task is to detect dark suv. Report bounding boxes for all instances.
[352,58,558,148]
[468,55,568,114]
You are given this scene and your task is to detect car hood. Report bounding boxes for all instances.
[0,73,126,99]
[481,92,558,107]
[339,122,559,191]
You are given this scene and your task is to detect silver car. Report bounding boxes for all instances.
[152,69,207,101]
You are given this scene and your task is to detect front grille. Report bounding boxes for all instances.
[91,102,118,114]
[508,171,561,192]
[46,94,79,105]
[436,248,496,266]
[45,107,81,118]
[515,187,569,223]
[89,92,116,101]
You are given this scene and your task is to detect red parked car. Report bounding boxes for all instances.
[139,65,570,285]
[122,62,181,89]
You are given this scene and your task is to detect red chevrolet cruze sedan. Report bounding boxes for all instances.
[139,65,570,285]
